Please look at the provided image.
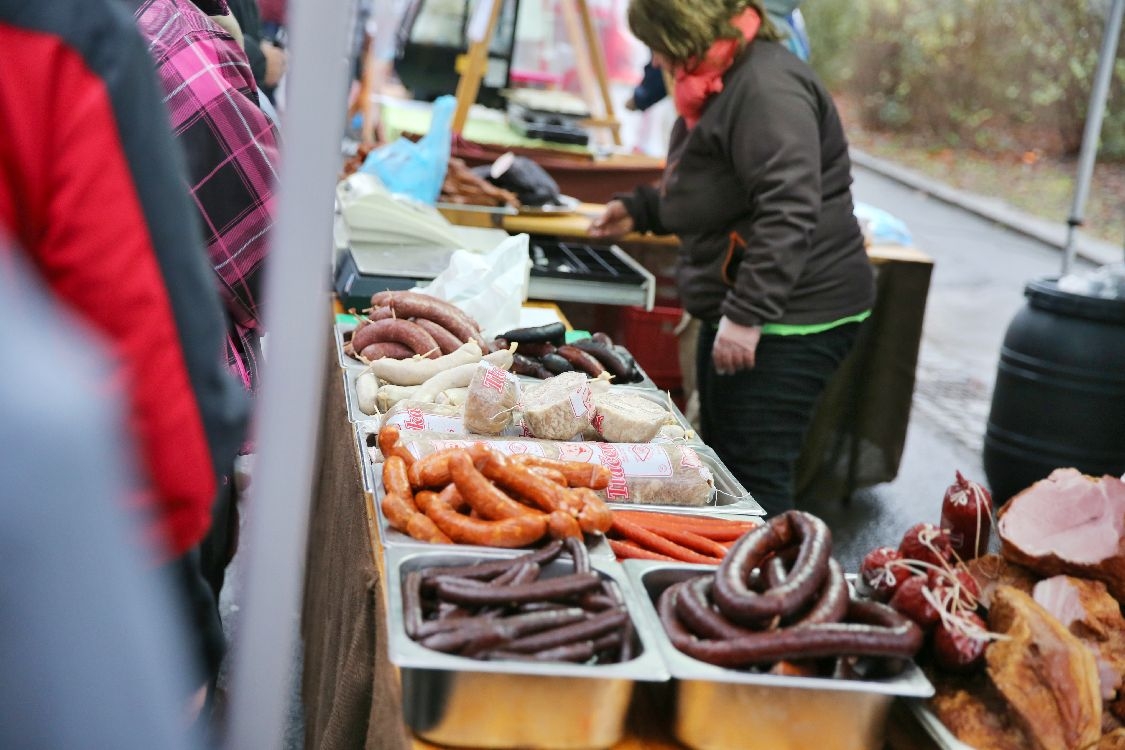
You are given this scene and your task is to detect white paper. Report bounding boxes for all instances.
[414,233,531,338]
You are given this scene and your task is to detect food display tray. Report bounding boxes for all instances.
[335,322,364,370]
[623,560,934,750]
[356,424,763,516]
[385,546,669,749]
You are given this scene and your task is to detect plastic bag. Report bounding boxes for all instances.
[414,233,531,338]
[360,95,456,205]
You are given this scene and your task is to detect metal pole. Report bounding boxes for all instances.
[224,0,356,747]
[1062,0,1124,274]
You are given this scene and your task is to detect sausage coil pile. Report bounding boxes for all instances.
[658,511,924,672]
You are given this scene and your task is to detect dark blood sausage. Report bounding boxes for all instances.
[540,352,575,374]
[591,332,614,347]
[555,345,606,377]
[511,353,545,377]
[370,290,482,343]
[435,572,602,606]
[360,341,415,360]
[504,607,628,653]
[712,511,832,626]
[569,340,632,381]
[488,337,510,353]
[354,318,441,359]
[514,342,557,358]
[420,608,587,654]
[412,318,464,353]
[790,559,849,626]
[419,540,564,583]
[501,322,567,346]
[675,577,756,641]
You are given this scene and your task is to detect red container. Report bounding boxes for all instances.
[620,306,684,392]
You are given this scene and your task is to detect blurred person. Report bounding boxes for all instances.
[0,0,250,705]
[0,255,206,750]
[591,0,874,516]
[227,0,287,102]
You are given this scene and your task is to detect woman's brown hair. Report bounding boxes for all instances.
[628,0,780,68]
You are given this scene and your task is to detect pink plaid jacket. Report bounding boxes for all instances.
[135,0,279,391]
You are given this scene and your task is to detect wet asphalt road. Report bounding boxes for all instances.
[218,161,1095,747]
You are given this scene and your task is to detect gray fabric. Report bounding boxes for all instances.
[0,259,203,750]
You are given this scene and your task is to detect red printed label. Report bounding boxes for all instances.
[481,364,508,393]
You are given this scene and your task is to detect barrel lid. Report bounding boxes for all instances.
[1025,277,1125,324]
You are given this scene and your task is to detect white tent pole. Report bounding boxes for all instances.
[1062,0,1124,274]
[224,0,356,747]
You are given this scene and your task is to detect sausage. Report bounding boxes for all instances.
[412,318,464,354]
[673,577,755,641]
[547,511,583,539]
[370,290,481,343]
[420,607,587,654]
[419,540,564,583]
[368,341,482,387]
[353,318,441,359]
[511,353,545,377]
[501,322,566,346]
[448,452,539,521]
[359,341,415,361]
[381,457,452,543]
[513,342,557,358]
[508,454,611,490]
[563,535,589,575]
[487,337,510,354]
[571,341,635,382]
[504,607,628,653]
[572,487,613,534]
[539,353,575,374]
[610,515,722,566]
[407,448,462,489]
[486,641,596,663]
[476,452,583,515]
[790,559,849,626]
[377,425,416,466]
[591,332,614,347]
[555,345,607,377]
[435,572,602,606]
[416,489,547,548]
[382,454,414,499]
[528,466,568,486]
[712,511,832,626]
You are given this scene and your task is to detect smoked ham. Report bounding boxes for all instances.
[997,468,1125,602]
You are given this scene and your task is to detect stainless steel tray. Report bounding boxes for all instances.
[906,699,976,750]
[368,452,615,560]
[334,321,366,370]
[385,546,669,749]
[344,368,377,422]
[357,425,763,515]
[623,560,934,750]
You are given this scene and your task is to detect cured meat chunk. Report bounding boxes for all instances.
[997,468,1125,602]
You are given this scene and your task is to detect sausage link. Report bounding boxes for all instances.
[382,455,414,498]
[713,511,831,626]
[500,322,566,346]
[476,451,583,515]
[675,575,756,640]
[572,487,613,534]
[555,345,607,377]
[449,452,539,520]
[485,641,596,663]
[405,513,455,544]
[570,340,632,381]
[504,608,628,654]
[419,540,564,583]
[416,489,548,548]
[547,511,583,539]
[371,291,481,343]
[528,466,569,486]
[540,353,575,374]
[435,572,603,606]
[377,425,416,466]
[420,608,587,654]
[412,318,464,354]
[508,454,611,490]
[513,342,557,358]
[360,341,415,361]
[356,318,441,359]
[790,559,849,626]
[407,448,461,489]
[511,353,545,377]
[564,532,590,574]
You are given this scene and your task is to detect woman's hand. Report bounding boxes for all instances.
[589,200,635,239]
[712,316,761,375]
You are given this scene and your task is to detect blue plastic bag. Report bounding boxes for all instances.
[360,95,455,205]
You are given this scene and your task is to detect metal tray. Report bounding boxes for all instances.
[385,546,670,749]
[356,425,763,515]
[367,453,615,560]
[623,560,934,750]
[906,699,976,750]
[334,322,366,370]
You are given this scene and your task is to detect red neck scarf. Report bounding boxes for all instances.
[673,7,761,129]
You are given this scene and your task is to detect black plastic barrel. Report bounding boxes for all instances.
[983,277,1125,504]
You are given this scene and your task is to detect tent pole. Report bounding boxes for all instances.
[1063,0,1124,274]
[223,0,356,748]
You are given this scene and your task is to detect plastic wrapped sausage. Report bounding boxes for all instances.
[464,361,521,435]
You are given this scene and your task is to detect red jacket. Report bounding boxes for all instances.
[0,0,249,560]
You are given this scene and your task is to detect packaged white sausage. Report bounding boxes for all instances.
[520,371,593,440]
[463,361,521,435]
[380,400,524,437]
[592,392,667,443]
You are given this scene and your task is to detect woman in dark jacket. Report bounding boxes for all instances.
[591,0,874,515]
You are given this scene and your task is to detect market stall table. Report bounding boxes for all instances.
[302,305,940,750]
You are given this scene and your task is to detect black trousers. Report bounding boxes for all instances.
[697,322,862,516]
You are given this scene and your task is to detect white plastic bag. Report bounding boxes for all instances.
[414,233,531,338]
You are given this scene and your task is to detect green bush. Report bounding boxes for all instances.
[802,0,1125,159]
